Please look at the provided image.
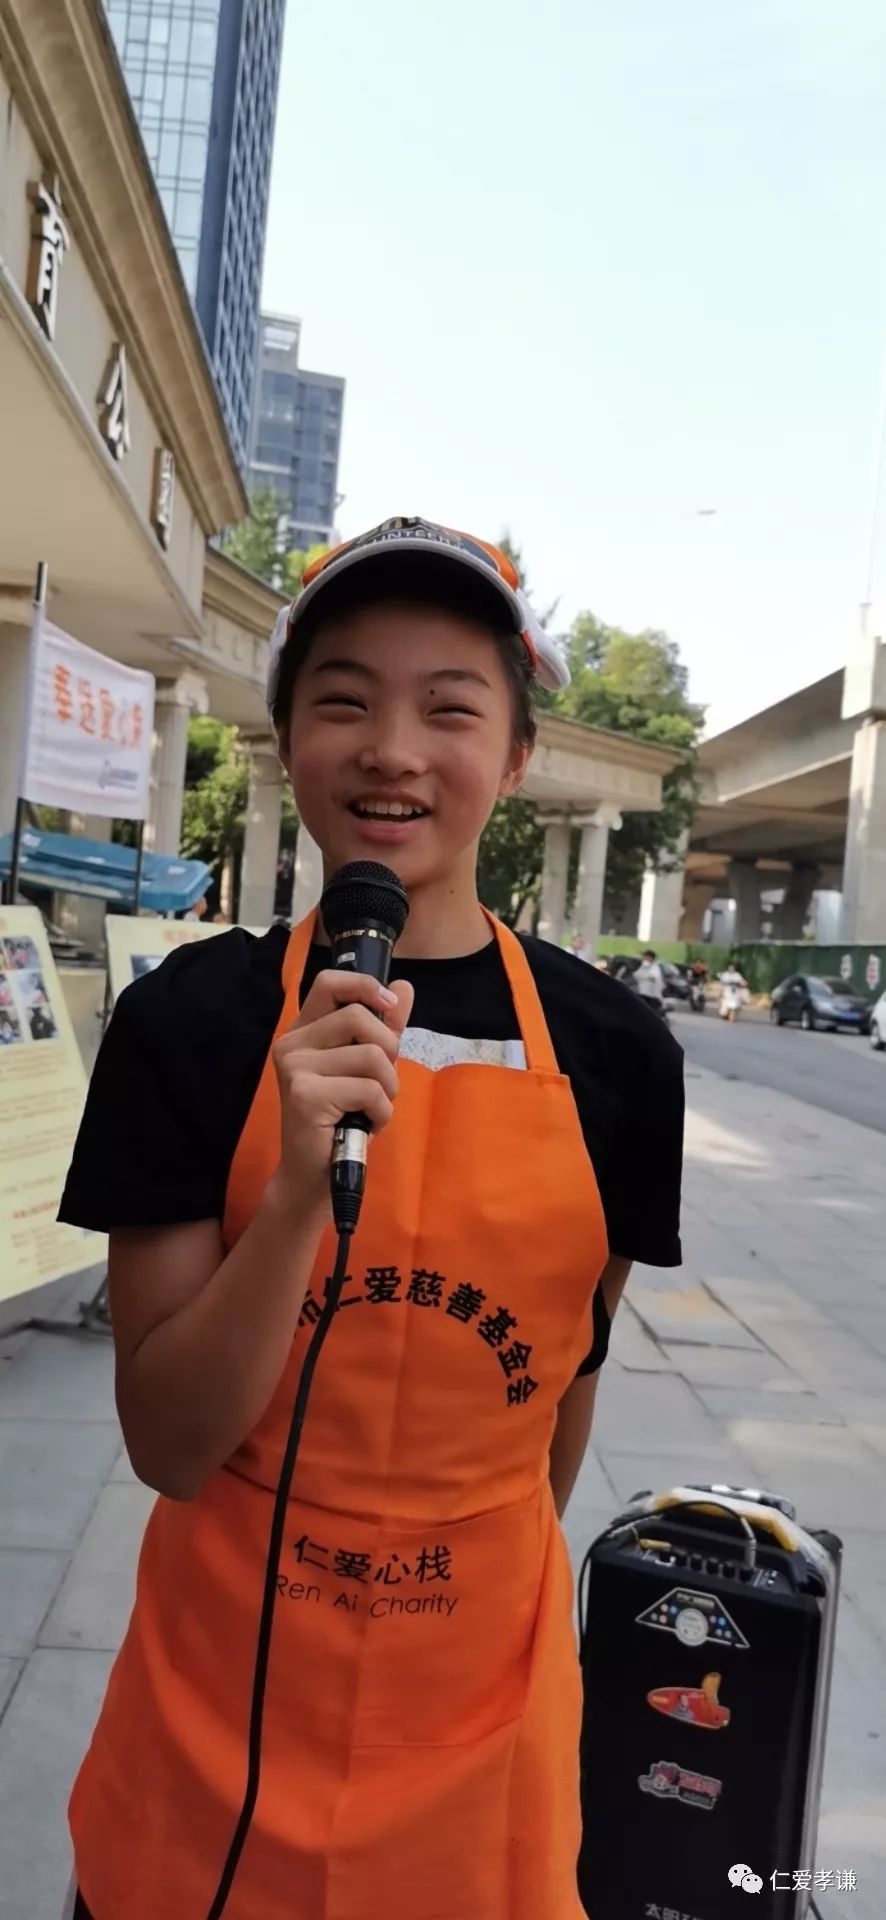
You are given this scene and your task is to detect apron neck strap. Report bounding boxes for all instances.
[482,911,559,1074]
[276,906,559,1076]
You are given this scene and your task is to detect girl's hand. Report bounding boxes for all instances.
[269,970,414,1220]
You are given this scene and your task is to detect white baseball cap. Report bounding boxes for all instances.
[266,515,570,713]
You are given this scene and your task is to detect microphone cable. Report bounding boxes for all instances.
[204,1223,351,1919]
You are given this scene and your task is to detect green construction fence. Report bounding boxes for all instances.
[595,936,886,1002]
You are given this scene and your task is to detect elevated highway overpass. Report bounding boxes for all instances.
[666,643,886,944]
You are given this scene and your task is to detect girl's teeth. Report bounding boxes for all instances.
[357,804,422,818]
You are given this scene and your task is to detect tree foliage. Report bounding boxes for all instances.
[222,487,329,595]
[556,615,705,911]
[476,797,544,925]
[478,542,704,925]
[179,718,249,886]
[179,717,298,917]
[221,488,284,583]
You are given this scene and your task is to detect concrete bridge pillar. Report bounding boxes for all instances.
[840,718,886,942]
[727,861,764,941]
[772,864,819,940]
[638,832,689,944]
[681,879,717,941]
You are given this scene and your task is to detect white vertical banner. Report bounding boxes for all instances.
[20,614,155,821]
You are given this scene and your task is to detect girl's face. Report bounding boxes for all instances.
[279,601,531,893]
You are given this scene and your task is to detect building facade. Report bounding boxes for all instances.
[248,311,345,549]
[105,0,286,470]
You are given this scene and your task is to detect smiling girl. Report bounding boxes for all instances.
[60,518,684,1920]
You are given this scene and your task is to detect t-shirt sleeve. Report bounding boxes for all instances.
[57,932,279,1232]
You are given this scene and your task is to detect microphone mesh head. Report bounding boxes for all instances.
[320,861,409,941]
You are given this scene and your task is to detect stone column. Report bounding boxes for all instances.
[727,860,763,942]
[637,832,689,944]
[536,815,571,945]
[291,822,324,922]
[0,612,32,845]
[239,739,284,929]
[840,718,886,942]
[148,673,209,858]
[772,864,819,940]
[573,806,622,956]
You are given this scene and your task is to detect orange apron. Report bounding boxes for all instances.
[70,911,607,1919]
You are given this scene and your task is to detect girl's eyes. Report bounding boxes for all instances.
[314,696,480,719]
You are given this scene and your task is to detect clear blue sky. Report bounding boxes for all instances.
[261,0,886,733]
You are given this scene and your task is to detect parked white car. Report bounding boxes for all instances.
[870,990,886,1051]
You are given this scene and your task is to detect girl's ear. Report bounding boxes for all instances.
[275,726,291,778]
[498,741,533,800]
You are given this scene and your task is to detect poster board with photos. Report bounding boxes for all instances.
[104,914,268,1007]
[0,906,106,1302]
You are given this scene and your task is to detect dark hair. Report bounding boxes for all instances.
[271,553,537,750]
[642,949,657,960]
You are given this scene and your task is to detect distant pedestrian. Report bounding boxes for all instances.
[633,949,666,1013]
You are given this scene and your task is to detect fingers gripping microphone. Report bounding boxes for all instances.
[320,861,409,1234]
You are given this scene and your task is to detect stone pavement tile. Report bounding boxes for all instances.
[0,1648,113,1920]
[812,1593,886,1920]
[828,1310,886,1360]
[109,1441,138,1483]
[628,1281,762,1349]
[0,1331,117,1423]
[592,1368,740,1455]
[759,1323,886,1392]
[854,1425,886,1459]
[40,1480,155,1653]
[0,1656,22,1717]
[608,1302,673,1372]
[598,1446,755,1506]
[0,1549,70,1656]
[834,1531,886,1650]
[571,1446,619,1512]
[662,1343,808,1390]
[706,1274,832,1329]
[0,1420,120,1551]
[773,1261,884,1313]
[693,1386,846,1427]
[683,1227,769,1276]
[562,1506,618,1580]
[719,1422,884,1533]
[818,1388,886,1425]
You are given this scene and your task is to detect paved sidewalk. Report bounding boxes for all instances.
[1,1061,884,1919]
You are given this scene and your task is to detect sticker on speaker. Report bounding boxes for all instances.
[638,1757,723,1811]
[647,1672,731,1730]
[636,1587,749,1650]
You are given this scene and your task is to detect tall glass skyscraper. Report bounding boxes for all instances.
[249,313,345,550]
[106,0,286,469]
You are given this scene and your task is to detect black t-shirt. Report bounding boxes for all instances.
[59,926,684,1377]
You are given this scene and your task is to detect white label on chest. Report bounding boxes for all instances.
[398,1028,526,1072]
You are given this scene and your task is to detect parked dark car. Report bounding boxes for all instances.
[770,974,871,1034]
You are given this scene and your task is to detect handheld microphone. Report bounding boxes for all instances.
[319,860,409,1234]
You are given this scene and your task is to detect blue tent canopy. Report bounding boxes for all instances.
[0,828,211,915]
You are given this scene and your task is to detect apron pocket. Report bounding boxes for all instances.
[351,1491,547,1748]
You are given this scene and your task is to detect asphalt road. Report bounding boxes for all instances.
[672,1002,886,1135]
